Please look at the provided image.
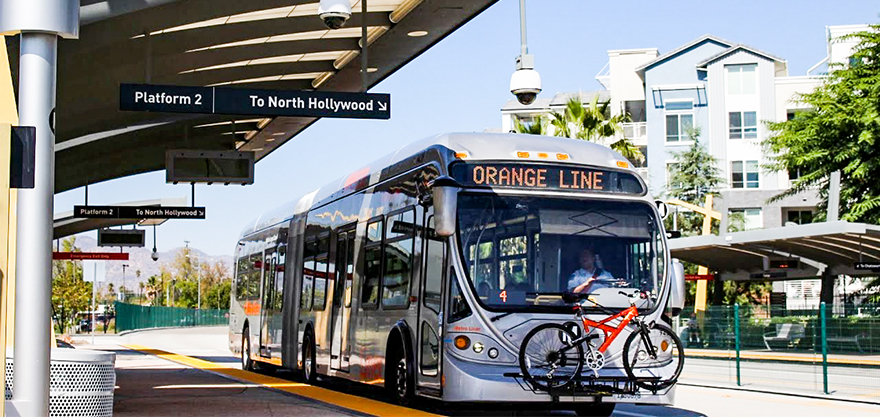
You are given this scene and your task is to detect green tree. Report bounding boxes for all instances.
[552,96,645,164]
[764,24,880,222]
[51,237,92,334]
[513,115,549,135]
[664,127,724,237]
[206,279,232,310]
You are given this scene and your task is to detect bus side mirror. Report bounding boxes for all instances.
[430,176,459,237]
[668,259,685,317]
[656,200,669,220]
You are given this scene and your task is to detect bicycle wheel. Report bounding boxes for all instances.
[622,324,684,391]
[519,323,584,391]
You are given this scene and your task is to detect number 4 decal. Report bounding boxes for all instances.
[500,290,507,303]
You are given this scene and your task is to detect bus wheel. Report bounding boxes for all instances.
[387,345,413,405]
[241,327,254,371]
[574,403,615,417]
[303,334,317,384]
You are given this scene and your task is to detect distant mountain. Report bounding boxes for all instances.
[68,236,233,289]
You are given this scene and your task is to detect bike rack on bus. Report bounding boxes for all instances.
[502,372,671,401]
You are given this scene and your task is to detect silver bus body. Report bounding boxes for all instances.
[228,132,677,407]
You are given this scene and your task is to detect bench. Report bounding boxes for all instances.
[825,334,866,353]
[763,323,805,350]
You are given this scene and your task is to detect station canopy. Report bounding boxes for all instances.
[4,0,497,193]
[668,221,880,281]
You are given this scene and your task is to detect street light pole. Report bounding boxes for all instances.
[122,263,129,302]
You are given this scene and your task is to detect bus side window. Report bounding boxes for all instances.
[383,208,415,309]
[423,216,444,313]
[361,218,383,308]
[448,271,472,323]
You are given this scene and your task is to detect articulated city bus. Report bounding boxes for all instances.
[228,132,685,415]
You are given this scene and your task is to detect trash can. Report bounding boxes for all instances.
[5,349,116,417]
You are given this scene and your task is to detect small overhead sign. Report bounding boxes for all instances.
[98,229,145,247]
[74,205,206,219]
[854,262,880,271]
[53,252,129,261]
[120,83,391,120]
[166,150,254,184]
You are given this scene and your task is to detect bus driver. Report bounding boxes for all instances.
[568,248,616,293]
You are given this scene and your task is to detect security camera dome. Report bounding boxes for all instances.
[151,250,159,261]
[319,0,351,30]
[510,68,542,105]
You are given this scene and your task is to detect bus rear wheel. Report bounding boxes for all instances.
[241,326,254,371]
[302,333,317,384]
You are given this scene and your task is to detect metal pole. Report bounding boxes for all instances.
[13,32,57,417]
[361,0,368,91]
[820,301,829,394]
[519,0,528,56]
[828,171,840,222]
[91,268,96,346]
[197,256,201,310]
[734,303,741,386]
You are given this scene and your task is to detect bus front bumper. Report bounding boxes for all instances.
[441,354,675,405]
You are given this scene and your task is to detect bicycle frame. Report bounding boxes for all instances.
[558,303,640,356]
[581,305,639,353]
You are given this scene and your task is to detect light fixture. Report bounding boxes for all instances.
[407,30,428,37]
[454,335,470,350]
[488,348,499,359]
[472,342,484,354]
[509,0,541,105]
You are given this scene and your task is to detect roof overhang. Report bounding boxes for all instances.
[5,0,499,193]
[669,221,880,281]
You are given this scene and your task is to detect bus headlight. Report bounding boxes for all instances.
[488,347,499,359]
[472,342,484,353]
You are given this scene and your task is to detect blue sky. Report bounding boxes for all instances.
[54,1,877,257]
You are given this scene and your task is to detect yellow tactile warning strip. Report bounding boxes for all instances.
[123,344,442,417]
[685,349,880,367]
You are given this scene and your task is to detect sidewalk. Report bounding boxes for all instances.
[686,348,880,367]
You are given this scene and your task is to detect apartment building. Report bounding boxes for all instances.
[500,24,870,232]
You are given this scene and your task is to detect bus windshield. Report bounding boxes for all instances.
[457,193,666,312]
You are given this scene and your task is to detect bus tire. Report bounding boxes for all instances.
[303,333,317,384]
[241,326,255,372]
[574,403,615,417]
[386,342,413,405]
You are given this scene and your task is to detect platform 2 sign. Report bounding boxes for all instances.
[74,205,205,219]
[120,83,391,119]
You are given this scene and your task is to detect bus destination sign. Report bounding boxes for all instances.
[450,163,645,195]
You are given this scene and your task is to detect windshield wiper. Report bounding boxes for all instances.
[490,312,514,322]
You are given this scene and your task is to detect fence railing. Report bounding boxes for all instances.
[672,303,879,399]
[114,302,229,333]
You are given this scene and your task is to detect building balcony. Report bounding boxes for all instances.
[622,122,646,139]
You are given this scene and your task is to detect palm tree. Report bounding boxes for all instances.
[550,95,645,165]
[513,115,548,135]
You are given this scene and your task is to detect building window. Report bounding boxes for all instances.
[665,114,693,142]
[730,208,762,230]
[729,111,757,139]
[788,168,801,181]
[787,210,813,225]
[726,64,757,95]
[731,160,759,188]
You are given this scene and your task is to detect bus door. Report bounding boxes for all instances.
[417,212,445,392]
[330,228,355,371]
[259,247,284,360]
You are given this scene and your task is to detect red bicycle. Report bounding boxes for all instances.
[518,290,684,392]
